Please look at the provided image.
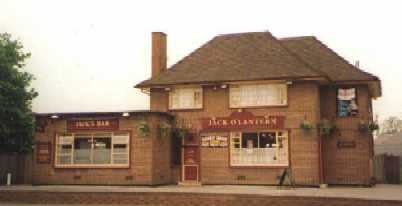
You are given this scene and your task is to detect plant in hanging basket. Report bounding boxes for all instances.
[319,119,337,137]
[158,122,171,138]
[358,120,379,133]
[300,120,313,134]
[172,128,188,139]
[137,120,150,137]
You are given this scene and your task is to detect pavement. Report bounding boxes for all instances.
[1,184,402,201]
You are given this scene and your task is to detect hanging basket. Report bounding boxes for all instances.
[158,122,171,138]
[137,121,150,137]
[358,121,379,134]
[300,120,313,135]
[172,128,188,139]
[319,119,337,138]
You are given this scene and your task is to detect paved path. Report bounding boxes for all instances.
[1,184,402,201]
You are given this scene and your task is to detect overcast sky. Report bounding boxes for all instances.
[1,0,401,121]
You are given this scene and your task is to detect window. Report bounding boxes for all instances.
[55,132,129,167]
[337,88,358,117]
[169,87,203,110]
[230,83,287,108]
[230,131,288,166]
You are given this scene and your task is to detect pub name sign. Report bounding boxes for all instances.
[67,119,119,130]
[201,111,285,131]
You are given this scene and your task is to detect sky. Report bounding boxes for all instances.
[1,0,401,121]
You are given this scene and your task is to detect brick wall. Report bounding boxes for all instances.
[33,114,173,185]
[151,82,322,185]
[320,85,374,185]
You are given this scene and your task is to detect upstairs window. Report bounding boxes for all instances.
[230,83,287,108]
[337,88,358,117]
[169,87,203,110]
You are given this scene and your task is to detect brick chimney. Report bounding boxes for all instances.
[152,32,167,77]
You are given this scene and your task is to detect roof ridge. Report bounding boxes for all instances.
[279,36,316,41]
[217,31,273,37]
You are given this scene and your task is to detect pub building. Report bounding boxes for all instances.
[33,32,381,186]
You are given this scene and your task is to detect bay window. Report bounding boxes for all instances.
[230,131,289,166]
[169,87,203,110]
[230,83,287,107]
[55,132,129,168]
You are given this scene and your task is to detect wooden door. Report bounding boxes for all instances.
[182,134,200,182]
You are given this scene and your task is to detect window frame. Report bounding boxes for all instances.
[336,87,359,118]
[168,86,203,110]
[54,131,131,169]
[229,83,288,108]
[229,130,290,168]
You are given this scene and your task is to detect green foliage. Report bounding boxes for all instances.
[300,120,312,131]
[172,128,188,139]
[319,119,337,137]
[358,120,379,133]
[0,33,37,153]
[137,120,150,137]
[157,122,171,138]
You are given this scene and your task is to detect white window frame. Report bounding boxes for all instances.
[169,86,203,110]
[55,132,130,168]
[229,83,288,108]
[230,131,289,167]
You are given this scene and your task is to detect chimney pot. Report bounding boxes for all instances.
[152,32,167,77]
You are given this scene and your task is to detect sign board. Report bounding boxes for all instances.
[201,135,228,147]
[337,140,356,149]
[36,142,51,164]
[201,111,285,131]
[67,119,119,131]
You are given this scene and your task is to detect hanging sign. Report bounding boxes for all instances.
[201,111,285,131]
[36,142,51,164]
[67,119,119,130]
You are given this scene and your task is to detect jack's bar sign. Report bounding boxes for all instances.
[201,111,285,131]
[67,119,119,130]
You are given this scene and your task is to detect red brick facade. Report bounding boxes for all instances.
[33,113,174,185]
[149,82,374,186]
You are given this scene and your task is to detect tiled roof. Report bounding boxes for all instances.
[136,32,323,87]
[136,32,379,87]
[280,36,378,82]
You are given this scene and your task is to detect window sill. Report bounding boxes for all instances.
[229,165,289,169]
[169,108,203,112]
[230,104,288,109]
[54,164,129,169]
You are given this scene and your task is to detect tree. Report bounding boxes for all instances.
[381,116,402,134]
[0,33,38,153]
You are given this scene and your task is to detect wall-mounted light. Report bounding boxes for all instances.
[221,84,227,89]
[50,115,59,119]
[286,81,293,85]
[122,112,130,117]
[164,87,171,91]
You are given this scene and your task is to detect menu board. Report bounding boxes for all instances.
[36,142,51,164]
[201,135,228,147]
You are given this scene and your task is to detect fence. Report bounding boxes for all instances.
[374,154,401,184]
[0,153,33,185]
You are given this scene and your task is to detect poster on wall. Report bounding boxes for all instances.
[201,135,228,147]
[337,88,358,117]
[36,142,51,164]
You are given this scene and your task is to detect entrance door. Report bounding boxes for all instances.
[182,134,200,183]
